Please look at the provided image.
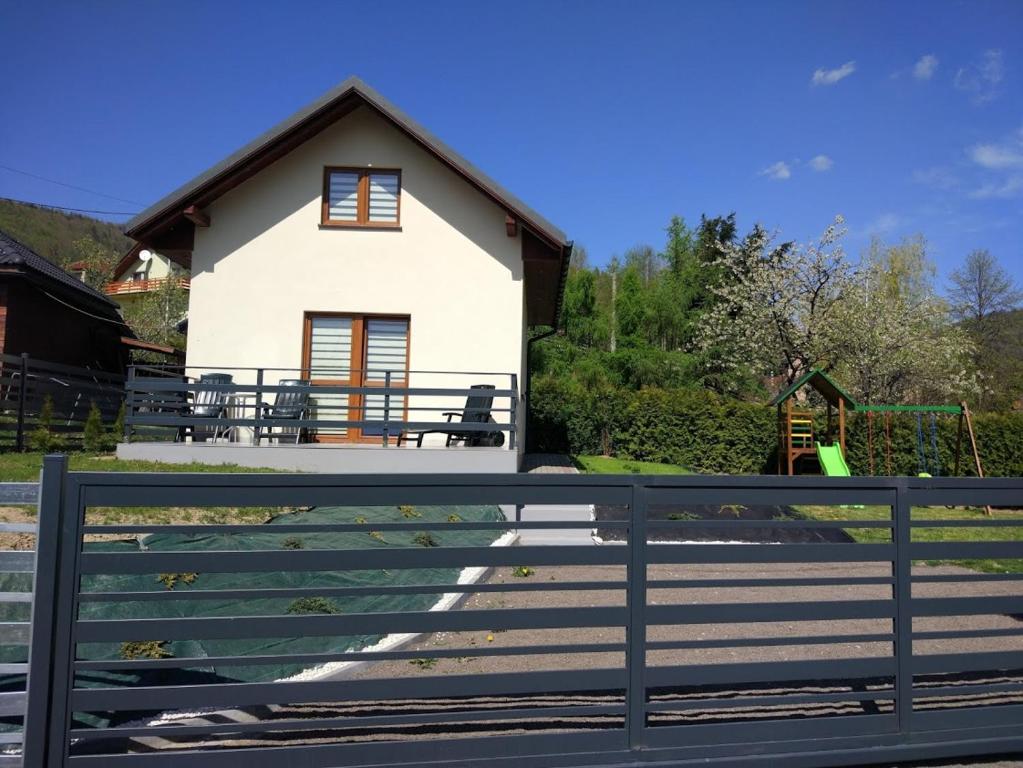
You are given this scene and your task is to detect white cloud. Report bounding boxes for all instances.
[811,61,856,86]
[759,161,791,180]
[913,54,939,80]
[809,154,834,172]
[912,166,958,190]
[967,176,1023,199]
[954,49,1004,104]
[867,213,902,234]
[969,142,1023,170]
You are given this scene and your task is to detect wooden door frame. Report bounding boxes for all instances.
[301,312,410,444]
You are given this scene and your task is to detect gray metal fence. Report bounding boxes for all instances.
[17,457,1023,767]
[0,481,40,768]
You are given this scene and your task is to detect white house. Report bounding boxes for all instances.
[116,77,571,472]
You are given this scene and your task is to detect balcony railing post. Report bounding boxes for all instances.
[253,368,264,446]
[14,352,28,452]
[509,373,518,451]
[382,371,391,447]
[123,365,135,444]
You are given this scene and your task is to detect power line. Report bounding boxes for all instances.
[0,196,139,217]
[0,162,143,206]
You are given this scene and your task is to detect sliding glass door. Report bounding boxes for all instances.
[302,313,409,442]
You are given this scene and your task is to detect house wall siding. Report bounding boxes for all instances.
[186,106,525,444]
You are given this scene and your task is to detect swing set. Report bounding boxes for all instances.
[771,368,986,481]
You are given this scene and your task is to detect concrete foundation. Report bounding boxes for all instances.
[116,441,520,474]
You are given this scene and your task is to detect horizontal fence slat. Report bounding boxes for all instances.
[0,622,31,644]
[647,656,897,688]
[0,553,35,573]
[0,484,39,505]
[0,691,26,716]
[79,544,626,574]
[69,667,629,712]
[75,605,628,642]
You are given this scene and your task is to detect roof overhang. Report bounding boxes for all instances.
[770,368,858,409]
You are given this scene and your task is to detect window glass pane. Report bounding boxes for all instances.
[367,173,399,223]
[364,318,408,382]
[327,171,359,221]
[308,316,352,378]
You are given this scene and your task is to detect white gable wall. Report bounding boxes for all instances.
[186,106,525,450]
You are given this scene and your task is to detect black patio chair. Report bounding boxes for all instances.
[180,373,232,443]
[398,384,505,448]
[256,379,310,445]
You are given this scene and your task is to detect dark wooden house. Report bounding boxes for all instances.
[0,230,131,373]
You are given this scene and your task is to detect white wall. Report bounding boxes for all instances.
[186,106,525,447]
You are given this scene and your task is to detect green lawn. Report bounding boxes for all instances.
[796,504,1023,574]
[0,451,279,482]
[573,455,689,475]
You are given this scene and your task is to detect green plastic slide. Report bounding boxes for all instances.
[816,444,852,477]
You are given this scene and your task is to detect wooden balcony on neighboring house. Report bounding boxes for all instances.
[103,276,191,296]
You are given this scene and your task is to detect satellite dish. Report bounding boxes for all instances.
[139,249,153,262]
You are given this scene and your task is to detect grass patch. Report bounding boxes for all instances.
[0,451,282,483]
[572,455,689,475]
[795,504,1023,574]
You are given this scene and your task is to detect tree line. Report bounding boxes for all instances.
[535,213,1022,411]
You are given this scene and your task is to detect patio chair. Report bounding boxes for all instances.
[179,373,233,443]
[256,379,310,445]
[398,384,505,448]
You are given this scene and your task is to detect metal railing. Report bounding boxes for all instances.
[103,277,190,296]
[123,365,518,449]
[0,354,124,450]
[18,458,1023,767]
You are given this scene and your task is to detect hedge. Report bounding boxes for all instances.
[527,379,1023,477]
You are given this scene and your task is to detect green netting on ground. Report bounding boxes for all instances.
[76,504,505,686]
[0,504,506,730]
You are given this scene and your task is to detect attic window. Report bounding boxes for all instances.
[322,167,401,227]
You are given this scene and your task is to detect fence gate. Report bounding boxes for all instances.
[20,458,1023,767]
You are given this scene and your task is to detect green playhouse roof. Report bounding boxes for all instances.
[770,368,859,409]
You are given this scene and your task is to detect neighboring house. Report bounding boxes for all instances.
[101,243,190,311]
[118,77,571,472]
[0,229,132,372]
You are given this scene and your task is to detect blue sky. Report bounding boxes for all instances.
[1,0,1021,283]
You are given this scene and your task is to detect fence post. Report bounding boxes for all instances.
[626,480,647,750]
[122,365,135,444]
[509,373,518,451]
[382,371,391,447]
[15,353,28,451]
[253,368,264,446]
[22,454,67,768]
[893,481,913,736]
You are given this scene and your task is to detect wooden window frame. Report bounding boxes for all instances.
[320,167,402,228]
[301,311,411,443]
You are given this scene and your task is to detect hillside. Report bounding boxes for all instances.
[0,198,131,268]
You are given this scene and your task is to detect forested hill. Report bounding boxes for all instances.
[0,199,131,268]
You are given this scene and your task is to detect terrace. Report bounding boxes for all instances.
[103,276,191,296]
[117,364,520,473]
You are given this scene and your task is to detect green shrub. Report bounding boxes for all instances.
[282,536,305,550]
[27,395,62,452]
[287,597,339,615]
[530,379,1023,477]
[82,401,105,453]
[399,505,421,518]
[110,400,126,446]
[512,566,535,578]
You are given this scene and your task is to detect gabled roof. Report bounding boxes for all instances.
[770,368,858,409]
[0,230,122,311]
[126,76,570,250]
